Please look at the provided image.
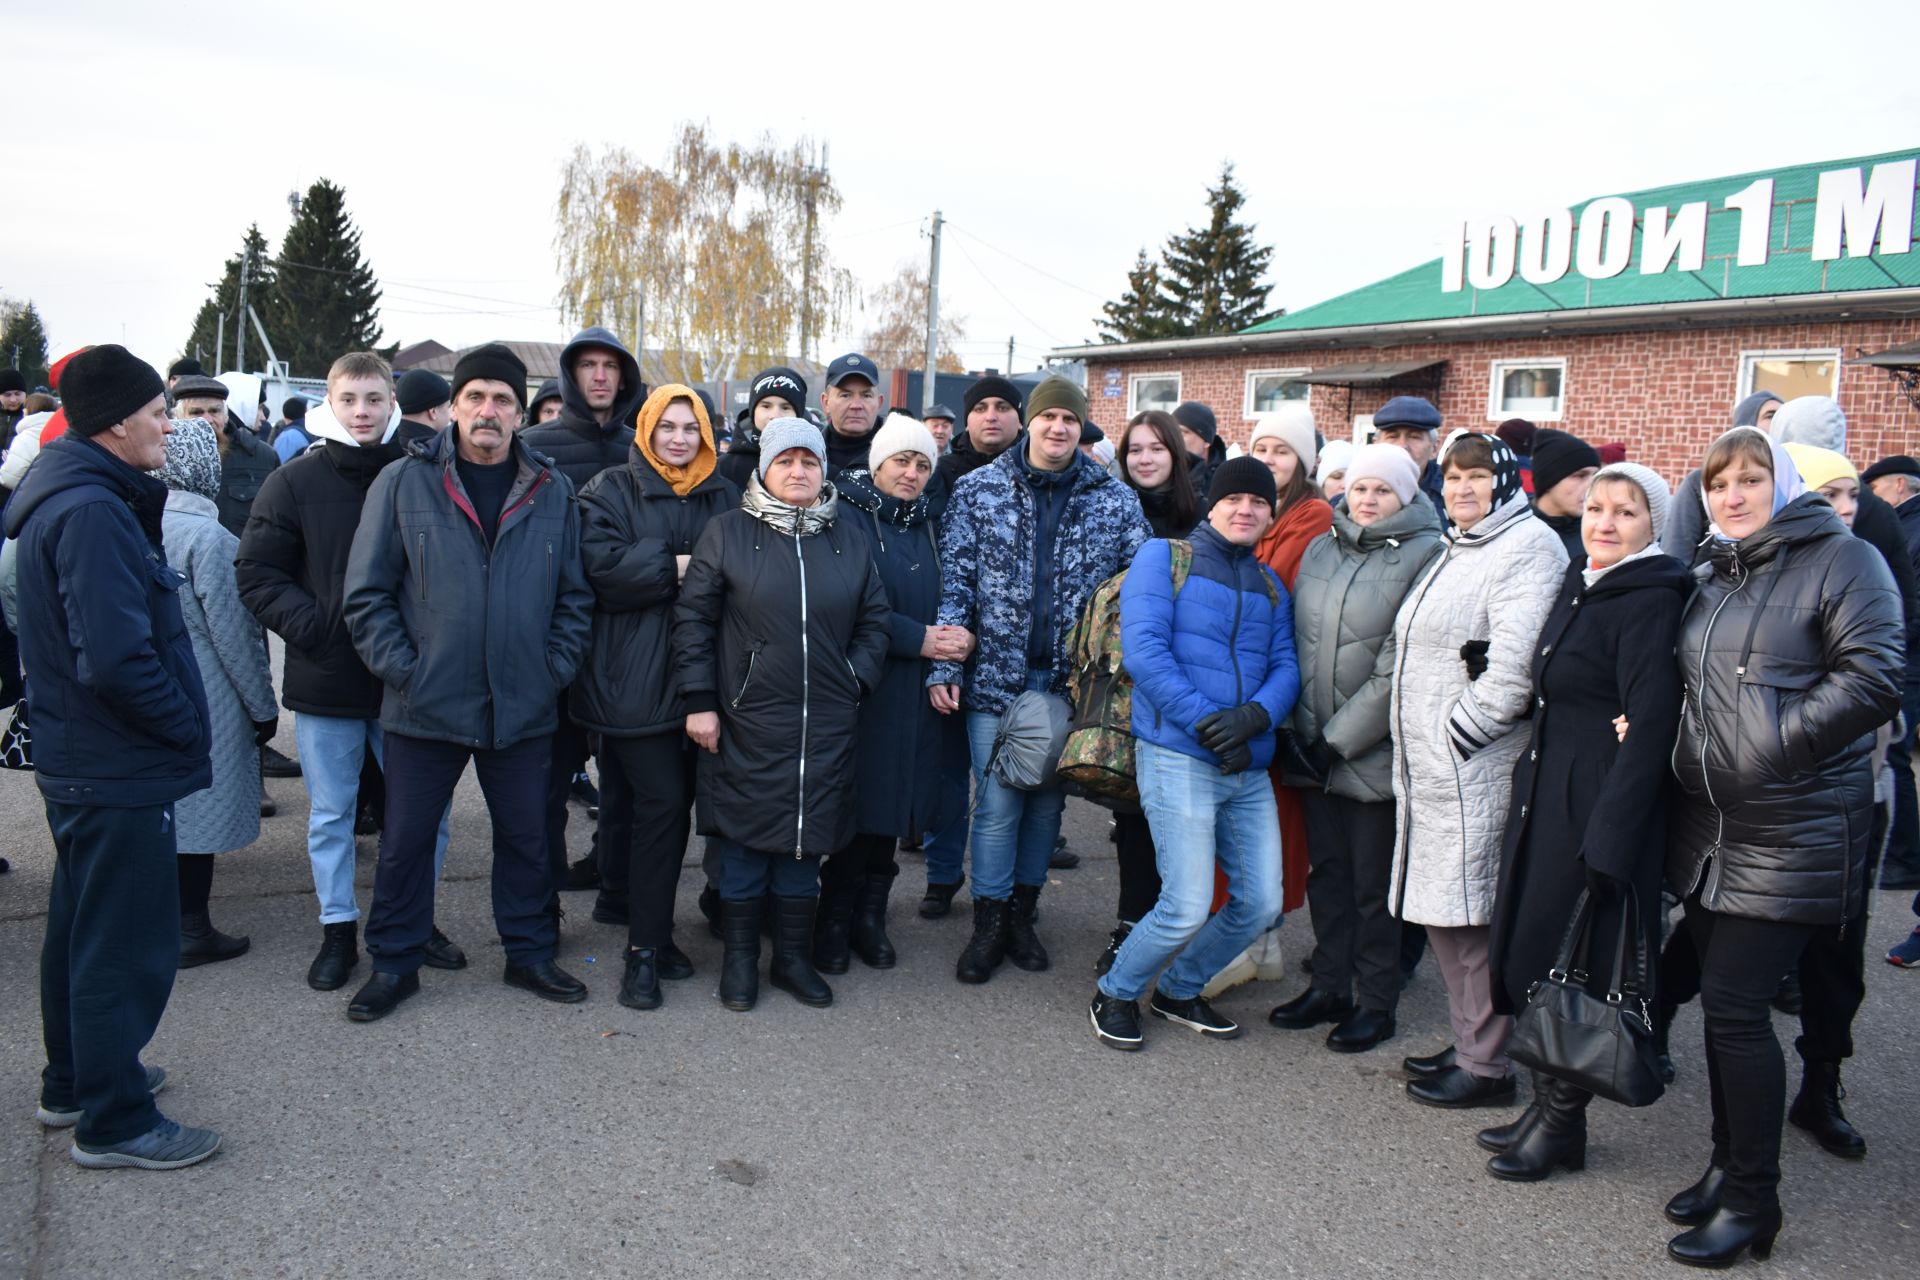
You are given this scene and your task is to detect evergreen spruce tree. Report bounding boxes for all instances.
[1156,163,1277,336]
[0,300,51,387]
[1096,249,1181,343]
[182,224,276,371]
[265,179,384,376]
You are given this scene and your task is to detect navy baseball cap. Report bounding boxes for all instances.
[825,352,880,388]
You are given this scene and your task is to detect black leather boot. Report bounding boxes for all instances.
[1486,1079,1589,1181]
[1005,884,1050,971]
[769,895,833,1008]
[1667,1205,1782,1267]
[1477,1071,1548,1154]
[850,874,897,969]
[1788,1058,1866,1158]
[811,881,856,975]
[718,898,762,1012]
[1664,1164,1727,1225]
[919,880,962,919]
[698,883,722,939]
[1654,999,1677,1084]
[179,913,250,968]
[956,898,1010,984]
[618,947,662,1011]
[306,921,359,991]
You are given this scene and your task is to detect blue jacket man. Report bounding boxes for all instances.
[4,346,221,1169]
[1092,457,1300,1050]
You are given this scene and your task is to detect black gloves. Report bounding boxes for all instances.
[253,719,278,748]
[1460,639,1490,681]
[1196,702,1270,775]
[1584,863,1622,903]
[1277,728,1334,785]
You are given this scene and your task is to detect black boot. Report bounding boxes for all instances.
[1486,1079,1589,1181]
[307,921,359,991]
[1788,1058,1867,1158]
[179,913,250,968]
[1667,1206,1782,1267]
[812,881,856,975]
[718,898,762,1012]
[769,895,834,1008]
[850,874,897,969]
[618,947,662,1011]
[919,880,962,919]
[1654,999,1677,1084]
[1664,1164,1727,1225]
[1005,884,1050,971]
[698,883,722,939]
[1771,971,1803,1015]
[955,898,1011,984]
[1477,1071,1547,1154]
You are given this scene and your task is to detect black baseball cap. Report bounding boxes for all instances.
[825,353,880,389]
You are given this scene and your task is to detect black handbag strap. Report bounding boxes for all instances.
[1549,884,1652,1004]
[1549,890,1599,984]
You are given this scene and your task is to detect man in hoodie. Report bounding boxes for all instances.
[1664,391,1782,556]
[236,353,463,993]
[7,345,220,1169]
[1526,428,1602,560]
[717,365,808,492]
[1172,401,1227,502]
[520,327,647,903]
[819,351,886,477]
[529,379,563,425]
[394,370,452,447]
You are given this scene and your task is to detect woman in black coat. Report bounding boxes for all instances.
[1483,463,1688,1182]
[1660,429,1902,1268]
[817,417,975,973]
[572,385,738,1012]
[672,418,890,1013]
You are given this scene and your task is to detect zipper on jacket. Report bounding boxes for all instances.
[1692,562,1749,872]
[794,527,810,859]
[731,648,760,709]
[1228,557,1245,703]
[1388,544,1454,917]
[416,532,429,604]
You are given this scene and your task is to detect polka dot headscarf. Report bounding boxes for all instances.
[1439,427,1523,510]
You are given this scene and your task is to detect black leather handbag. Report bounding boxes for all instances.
[1508,885,1666,1108]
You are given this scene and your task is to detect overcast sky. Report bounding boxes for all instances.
[9,0,1917,381]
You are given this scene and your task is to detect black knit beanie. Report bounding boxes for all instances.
[1530,429,1602,496]
[1173,400,1219,446]
[748,366,809,417]
[0,369,26,394]
[397,369,452,415]
[451,343,528,408]
[963,375,1024,424]
[1208,455,1279,512]
[61,344,164,437]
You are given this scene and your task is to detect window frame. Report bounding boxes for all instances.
[1486,357,1569,423]
[1127,371,1182,417]
[1736,348,1842,402]
[1243,367,1313,418]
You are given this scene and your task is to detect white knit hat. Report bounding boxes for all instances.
[1588,462,1671,545]
[1248,403,1318,477]
[1315,438,1355,487]
[1342,442,1421,507]
[866,413,939,473]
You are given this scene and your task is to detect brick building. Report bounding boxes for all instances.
[1055,148,1920,483]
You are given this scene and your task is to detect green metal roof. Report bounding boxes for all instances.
[1244,147,1920,335]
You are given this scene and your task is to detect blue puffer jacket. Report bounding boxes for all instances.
[931,447,1149,714]
[1120,524,1300,770]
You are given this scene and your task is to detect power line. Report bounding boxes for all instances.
[948,240,1065,345]
[946,224,1108,300]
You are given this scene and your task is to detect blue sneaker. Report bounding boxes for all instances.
[71,1116,220,1170]
[1887,927,1920,969]
[36,1065,168,1128]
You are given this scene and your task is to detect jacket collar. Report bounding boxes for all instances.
[1330,491,1441,551]
[162,490,221,520]
[741,472,838,537]
[836,467,931,528]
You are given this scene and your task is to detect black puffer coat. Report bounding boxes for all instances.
[1668,495,1905,924]
[1489,553,1689,1014]
[235,436,408,718]
[570,448,738,738]
[672,477,891,856]
[836,469,944,839]
[218,420,278,538]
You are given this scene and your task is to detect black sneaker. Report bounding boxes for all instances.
[1149,991,1242,1039]
[261,745,303,778]
[1089,992,1143,1051]
[562,855,600,891]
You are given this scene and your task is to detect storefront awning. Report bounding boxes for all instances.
[1850,340,1920,369]
[1291,359,1447,386]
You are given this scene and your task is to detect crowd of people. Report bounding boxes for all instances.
[3,330,1916,1270]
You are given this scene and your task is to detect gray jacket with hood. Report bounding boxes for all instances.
[518,326,648,497]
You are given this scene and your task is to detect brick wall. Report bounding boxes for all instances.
[1084,318,1920,485]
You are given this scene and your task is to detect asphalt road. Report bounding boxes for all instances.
[1,715,1915,1279]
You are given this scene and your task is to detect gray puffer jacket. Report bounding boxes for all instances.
[1288,497,1444,803]
[1668,494,1904,924]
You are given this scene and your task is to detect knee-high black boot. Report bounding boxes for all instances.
[718,898,762,1012]
[769,895,833,1008]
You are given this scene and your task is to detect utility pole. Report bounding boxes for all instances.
[215,314,225,374]
[922,209,942,416]
[1007,335,1016,374]
[233,244,252,372]
[798,143,825,367]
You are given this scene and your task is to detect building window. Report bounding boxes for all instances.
[1244,368,1312,417]
[1739,349,1840,402]
[1129,372,1181,416]
[1487,359,1567,421]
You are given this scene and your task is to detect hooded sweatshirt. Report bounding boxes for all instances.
[518,325,647,494]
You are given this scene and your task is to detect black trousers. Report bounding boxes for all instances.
[542,700,596,891]
[1112,811,1161,924]
[821,832,899,900]
[1884,680,1920,876]
[596,731,694,949]
[1686,895,1818,1216]
[1302,791,1401,1012]
[1795,801,1888,1062]
[0,616,20,708]
[40,800,178,1145]
[368,733,556,975]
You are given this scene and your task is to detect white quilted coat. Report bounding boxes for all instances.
[1387,495,1566,927]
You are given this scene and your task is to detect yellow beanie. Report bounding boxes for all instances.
[1782,442,1856,493]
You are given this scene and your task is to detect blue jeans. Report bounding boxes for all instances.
[964,669,1066,901]
[715,839,822,900]
[1099,741,1284,1003]
[296,714,450,925]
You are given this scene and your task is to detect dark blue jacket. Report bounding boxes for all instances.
[343,427,593,750]
[1120,524,1299,771]
[3,435,211,806]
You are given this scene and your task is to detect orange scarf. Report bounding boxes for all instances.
[1255,496,1333,591]
[634,383,716,496]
